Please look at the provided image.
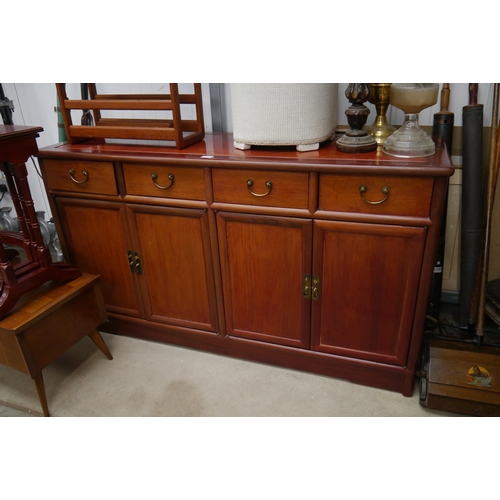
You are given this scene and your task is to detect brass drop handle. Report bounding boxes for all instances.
[247,179,273,197]
[69,168,89,184]
[359,184,390,205]
[152,172,174,190]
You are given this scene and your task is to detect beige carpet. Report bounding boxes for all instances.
[0,332,459,417]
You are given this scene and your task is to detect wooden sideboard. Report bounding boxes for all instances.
[37,133,454,396]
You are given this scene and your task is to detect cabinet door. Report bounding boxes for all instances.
[217,212,312,348]
[126,205,218,333]
[55,197,143,317]
[311,220,426,365]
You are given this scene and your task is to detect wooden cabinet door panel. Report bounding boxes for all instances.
[127,205,218,332]
[311,220,426,365]
[217,212,312,348]
[55,198,142,316]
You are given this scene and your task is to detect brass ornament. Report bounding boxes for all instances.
[365,83,396,146]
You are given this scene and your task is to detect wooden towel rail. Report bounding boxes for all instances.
[56,83,205,149]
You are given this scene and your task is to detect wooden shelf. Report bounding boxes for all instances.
[56,83,205,149]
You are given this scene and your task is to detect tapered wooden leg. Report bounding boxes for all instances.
[33,371,50,417]
[88,329,113,360]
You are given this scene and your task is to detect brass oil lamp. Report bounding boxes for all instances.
[365,83,396,146]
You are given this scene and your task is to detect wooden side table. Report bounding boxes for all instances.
[0,124,82,320]
[0,273,112,416]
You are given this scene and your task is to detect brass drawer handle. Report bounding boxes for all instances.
[359,184,390,205]
[247,179,273,197]
[69,168,88,184]
[152,172,174,190]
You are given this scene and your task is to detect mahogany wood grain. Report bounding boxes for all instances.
[0,273,111,416]
[123,163,206,200]
[33,372,49,416]
[105,313,408,394]
[96,118,201,132]
[308,171,319,214]
[37,133,454,396]
[37,133,453,178]
[88,329,113,360]
[212,168,309,209]
[56,84,205,149]
[69,125,180,142]
[55,198,143,317]
[319,173,434,218]
[93,93,198,103]
[126,204,218,332]
[42,159,118,196]
[64,99,177,110]
[403,175,450,395]
[311,220,426,365]
[217,212,312,348]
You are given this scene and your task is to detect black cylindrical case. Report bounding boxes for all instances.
[427,112,454,320]
[460,103,484,327]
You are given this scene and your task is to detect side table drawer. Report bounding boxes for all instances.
[319,174,434,218]
[123,163,206,200]
[212,168,309,209]
[42,159,118,196]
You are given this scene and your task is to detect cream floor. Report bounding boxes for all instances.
[0,332,460,417]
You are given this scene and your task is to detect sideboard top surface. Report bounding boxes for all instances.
[37,133,454,177]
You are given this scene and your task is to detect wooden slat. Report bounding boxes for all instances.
[87,84,101,123]
[96,118,201,132]
[69,125,178,141]
[63,99,174,111]
[97,118,174,129]
[177,131,205,149]
[94,93,198,103]
[0,273,100,332]
[429,382,500,405]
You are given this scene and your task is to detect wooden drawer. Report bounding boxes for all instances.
[42,159,118,195]
[319,174,434,218]
[123,163,206,200]
[212,168,309,209]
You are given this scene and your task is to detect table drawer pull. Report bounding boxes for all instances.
[69,168,89,184]
[247,179,273,197]
[359,184,390,205]
[152,172,174,190]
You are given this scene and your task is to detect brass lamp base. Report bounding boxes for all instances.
[366,83,396,147]
[365,116,396,146]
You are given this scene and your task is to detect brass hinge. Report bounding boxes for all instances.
[127,250,142,274]
[303,274,320,300]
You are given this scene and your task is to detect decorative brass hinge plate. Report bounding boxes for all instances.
[127,251,142,274]
[303,274,320,300]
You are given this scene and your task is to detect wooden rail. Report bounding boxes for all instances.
[56,83,205,149]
